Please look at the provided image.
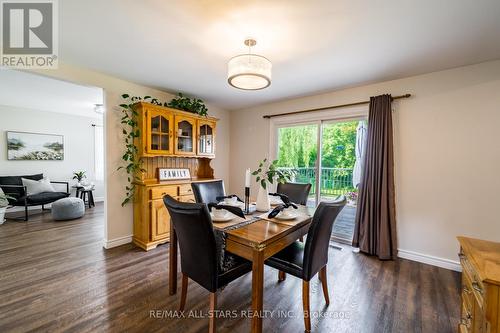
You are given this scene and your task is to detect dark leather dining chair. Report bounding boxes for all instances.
[276,182,312,205]
[191,180,225,203]
[264,196,346,332]
[163,195,251,333]
[277,182,312,243]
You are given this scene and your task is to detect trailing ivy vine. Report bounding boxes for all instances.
[118,94,162,206]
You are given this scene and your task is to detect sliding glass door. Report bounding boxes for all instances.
[320,120,365,241]
[275,117,367,242]
[276,123,318,206]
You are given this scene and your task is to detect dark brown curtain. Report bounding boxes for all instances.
[352,94,397,260]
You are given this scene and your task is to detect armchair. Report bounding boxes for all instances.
[0,174,70,221]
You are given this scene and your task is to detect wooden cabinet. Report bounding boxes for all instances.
[133,182,197,250]
[132,102,218,250]
[174,115,196,156]
[197,119,216,157]
[457,237,500,333]
[133,102,216,158]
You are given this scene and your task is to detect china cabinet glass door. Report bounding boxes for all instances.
[175,116,196,155]
[147,110,172,154]
[197,120,215,156]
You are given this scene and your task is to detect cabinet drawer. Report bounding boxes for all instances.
[179,184,193,196]
[150,186,178,200]
[178,195,195,203]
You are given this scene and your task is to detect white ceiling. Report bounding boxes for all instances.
[0,69,103,118]
[60,0,500,110]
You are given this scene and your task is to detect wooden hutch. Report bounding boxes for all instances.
[132,102,217,250]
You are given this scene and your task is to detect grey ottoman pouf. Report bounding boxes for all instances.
[52,197,85,220]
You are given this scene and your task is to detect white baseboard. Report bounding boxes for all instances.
[397,249,461,272]
[103,235,132,249]
[94,197,105,202]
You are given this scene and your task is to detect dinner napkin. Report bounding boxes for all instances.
[207,202,246,219]
[267,203,298,219]
[268,193,297,207]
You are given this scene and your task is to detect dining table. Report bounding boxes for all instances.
[168,204,316,333]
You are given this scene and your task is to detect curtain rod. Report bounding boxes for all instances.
[262,93,411,119]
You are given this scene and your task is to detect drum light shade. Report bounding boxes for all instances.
[227,39,272,90]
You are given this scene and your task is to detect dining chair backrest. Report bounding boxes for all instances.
[163,195,219,292]
[191,180,225,204]
[276,182,312,205]
[303,196,346,281]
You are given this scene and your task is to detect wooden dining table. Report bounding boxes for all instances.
[168,205,315,333]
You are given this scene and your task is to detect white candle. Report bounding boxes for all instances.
[245,168,251,188]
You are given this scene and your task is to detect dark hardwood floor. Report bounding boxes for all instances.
[0,204,461,333]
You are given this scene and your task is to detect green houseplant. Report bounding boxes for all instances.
[252,158,296,211]
[72,171,87,185]
[118,94,162,206]
[167,93,208,117]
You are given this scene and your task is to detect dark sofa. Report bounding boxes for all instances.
[0,174,70,221]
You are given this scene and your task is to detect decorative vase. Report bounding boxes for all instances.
[256,185,270,212]
[0,207,6,225]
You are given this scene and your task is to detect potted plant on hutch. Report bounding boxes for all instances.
[252,158,296,211]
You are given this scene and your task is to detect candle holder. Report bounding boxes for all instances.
[244,187,250,214]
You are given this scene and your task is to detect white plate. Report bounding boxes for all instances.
[274,212,297,220]
[270,198,284,206]
[222,201,244,208]
[210,213,234,222]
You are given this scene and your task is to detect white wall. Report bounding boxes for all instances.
[33,63,231,247]
[229,60,500,269]
[0,105,104,200]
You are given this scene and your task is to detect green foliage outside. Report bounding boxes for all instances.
[277,122,358,169]
[276,121,363,197]
[277,125,317,168]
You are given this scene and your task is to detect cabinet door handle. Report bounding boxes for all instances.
[463,286,471,294]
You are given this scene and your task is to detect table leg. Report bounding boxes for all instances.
[169,223,178,295]
[251,250,264,333]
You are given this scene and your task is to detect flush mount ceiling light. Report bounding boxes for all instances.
[227,38,272,90]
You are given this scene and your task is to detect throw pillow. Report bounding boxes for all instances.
[21,177,56,196]
[0,187,8,207]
